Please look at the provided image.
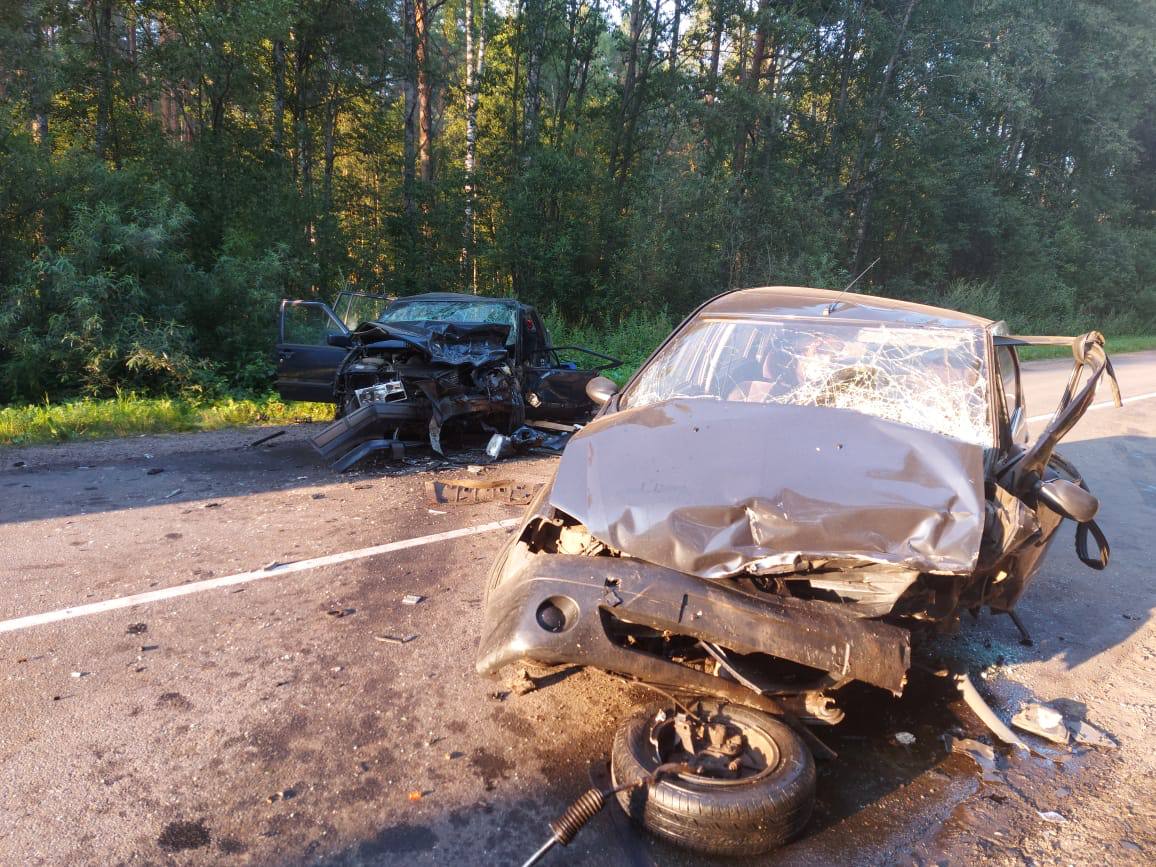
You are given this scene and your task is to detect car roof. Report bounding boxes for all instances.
[389,292,523,307]
[700,286,994,330]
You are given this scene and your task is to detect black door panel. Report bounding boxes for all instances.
[275,300,350,402]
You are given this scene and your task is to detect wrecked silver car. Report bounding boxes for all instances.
[477,286,1119,856]
[275,292,620,470]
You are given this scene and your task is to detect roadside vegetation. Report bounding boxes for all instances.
[0,394,333,447]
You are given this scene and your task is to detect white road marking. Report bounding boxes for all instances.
[1026,389,1156,424]
[0,517,521,635]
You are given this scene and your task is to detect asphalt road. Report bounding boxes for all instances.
[2,351,1155,866]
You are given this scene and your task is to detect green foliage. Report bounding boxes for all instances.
[1,0,1155,412]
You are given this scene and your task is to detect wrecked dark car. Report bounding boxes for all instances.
[275,291,620,470]
[477,286,1120,856]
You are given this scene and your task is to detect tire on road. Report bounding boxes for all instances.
[610,700,816,856]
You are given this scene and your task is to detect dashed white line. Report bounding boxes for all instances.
[0,517,521,635]
[1026,389,1156,424]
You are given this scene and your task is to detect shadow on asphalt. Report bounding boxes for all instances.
[0,434,544,526]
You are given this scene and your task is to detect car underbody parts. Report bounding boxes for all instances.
[610,701,816,855]
[520,763,690,867]
[1006,610,1034,646]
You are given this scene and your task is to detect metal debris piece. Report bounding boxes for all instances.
[402,594,425,605]
[374,634,418,644]
[894,731,916,745]
[1037,810,1068,824]
[1011,703,1069,745]
[126,623,148,635]
[249,430,287,448]
[486,425,573,460]
[1068,718,1117,749]
[426,478,543,506]
[954,673,1030,753]
[326,608,356,618]
[163,488,182,499]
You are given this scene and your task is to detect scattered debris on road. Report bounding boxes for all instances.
[1011,703,1069,744]
[1070,718,1118,749]
[894,731,916,746]
[1037,810,1068,824]
[945,735,1001,783]
[249,430,287,448]
[326,607,356,618]
[425,477,542,506]
[402,594,425,605]
[125,623,147,635]
[509,668,538,696]
[374,634,418,644]
[485,424,574,460]
[146,467,164,475]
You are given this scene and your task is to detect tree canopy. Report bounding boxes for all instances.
[1,0,1154,401]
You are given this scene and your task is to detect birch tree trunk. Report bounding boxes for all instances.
[462,0,485,291]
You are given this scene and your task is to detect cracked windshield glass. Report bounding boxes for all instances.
[622,318,992,446]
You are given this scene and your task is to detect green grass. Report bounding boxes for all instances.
[1017,334,1156,361]
[0,393,334,446]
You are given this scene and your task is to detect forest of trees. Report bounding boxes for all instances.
[1,0,1154,402]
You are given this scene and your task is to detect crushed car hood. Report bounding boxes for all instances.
[351,319,511,367]
[548,400,986,579]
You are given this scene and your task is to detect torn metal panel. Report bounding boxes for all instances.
[477,554,912,695]
[426,478,543,506]
[549,400,986,580]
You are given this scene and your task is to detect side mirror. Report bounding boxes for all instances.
[585,376,618,407]
[1036,478,1099,523]
[327,332,353,348]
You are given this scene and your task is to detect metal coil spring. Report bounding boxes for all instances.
[548,787,606,845]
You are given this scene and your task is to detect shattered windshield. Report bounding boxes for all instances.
[379,300,516,329]
[622,317,993,445]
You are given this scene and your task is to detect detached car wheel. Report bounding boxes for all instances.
[610,700,815,856]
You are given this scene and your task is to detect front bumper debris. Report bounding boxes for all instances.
[477,554,911,696]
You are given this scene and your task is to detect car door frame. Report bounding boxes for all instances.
[518,308,622,420]
[274,299,351,403]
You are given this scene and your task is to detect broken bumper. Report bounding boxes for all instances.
[476,554,911,696]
